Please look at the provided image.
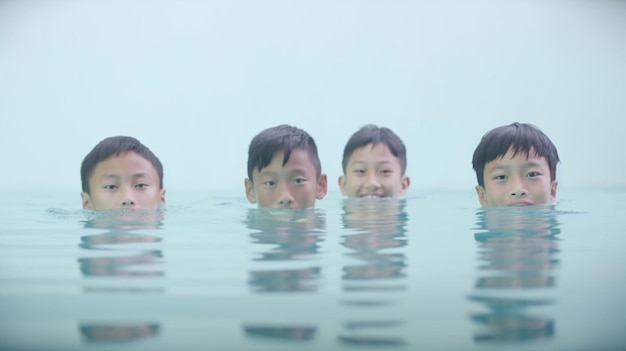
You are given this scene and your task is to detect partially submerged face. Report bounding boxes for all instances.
[245,148,327,209]
[476,147,557,207]
[81,151,165,211]
[339,143,410,198]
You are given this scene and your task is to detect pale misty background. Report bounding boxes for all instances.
[1,1,625,200]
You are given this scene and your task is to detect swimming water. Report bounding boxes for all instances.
[0,188,624,350]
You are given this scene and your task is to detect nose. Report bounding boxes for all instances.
[120,187,136,207]
[277,184,294,208]
[121,199,136,206]
[364,172,380,190]
[509,178,528,198]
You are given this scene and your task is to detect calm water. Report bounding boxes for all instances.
[0,188,625,351]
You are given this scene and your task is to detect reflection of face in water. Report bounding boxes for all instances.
[79,209,165,286]
[245,208,325,293]
[469,206,561,344]
[245,208,325,261]
[341,198,407,236]
[341,198,408,281]
[474,206,560,289]
[338,199,409,345]
[82,208,164,231]
[79,323,160,342]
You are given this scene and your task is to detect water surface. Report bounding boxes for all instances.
[0,188,624,350]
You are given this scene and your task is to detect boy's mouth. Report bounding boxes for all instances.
[360,193,384,199]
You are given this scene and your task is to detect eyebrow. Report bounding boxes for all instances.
[258,167,310,177]
[99,174,121,181]
[132,173,152,179]
[350,160,394,166]
[98,173,153,181]
[489,161,544,172]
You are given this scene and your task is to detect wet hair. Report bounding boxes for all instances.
[341,124,407,174]
[472,122,559,187]
[247,125,322,181]
[80,136,164,193]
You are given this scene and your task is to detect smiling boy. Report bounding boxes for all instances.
[245,125,328,209]
[472,122,559,207]
[338,124,410,198]
[80,136,165,210]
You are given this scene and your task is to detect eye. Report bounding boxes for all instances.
[103,185,117,190]
[492,175,507,181]
[263,181,275,187]
[293,177,306,185]
[353,169,365,174]
[380,169,392,175]
[527,171,541,178]
[135,183,149,189]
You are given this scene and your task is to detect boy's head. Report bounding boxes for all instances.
[245,125,328,209]
[339,124,410,198]
[80,136,165,210]
[472,122,559,207]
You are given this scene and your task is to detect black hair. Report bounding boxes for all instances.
[472,122,559,187]
[341,124,407,174]
[80,136,164,193]
[247,125,322,181]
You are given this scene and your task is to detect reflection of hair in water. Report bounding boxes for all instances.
[79,323,160,342]
[249,267,321,293]
[468,296,555,342]
[337,335,406,346]
[243,325,317,341]
[469,207,561,344]
[342,260,406,281]
[338,321,408,349]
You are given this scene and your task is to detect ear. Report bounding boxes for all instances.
[338,175,347,195]
[245,178,257,204]
[475,185,489,207]
[160,188,166,205]
[399,175,411,196]
[316,173,328,200]
[81,192,93,209]
[550,180,558,203]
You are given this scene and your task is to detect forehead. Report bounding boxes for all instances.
[348,143,398,162]
[91,151,158,176]
[486,147,550,169]
[255,148,316,174]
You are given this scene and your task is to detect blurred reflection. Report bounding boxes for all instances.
[79,210,165,292]
[77,210,164,344]
[79,323,160,343]
[245,208,325,293]
[242,208,325,343]
[338,198,409,346]
[468,206,561,344]
[341,198,408,289]
[243,325,317,341]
